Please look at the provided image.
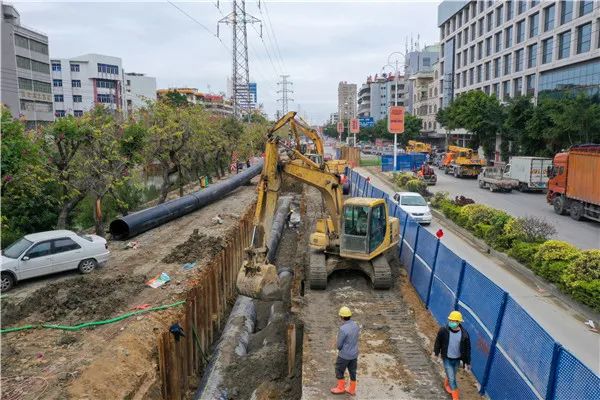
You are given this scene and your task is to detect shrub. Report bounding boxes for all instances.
[440,201,461,221]
[562,250,600,311]
[405,179,428,196]
[507,241,543,266]
[459,204,495,229]
[392,172,414,188]
[430,191,449,208]
[505,216,557,243]
[532,240,580,283]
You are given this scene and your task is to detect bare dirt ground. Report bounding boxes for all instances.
[1,178,257,400]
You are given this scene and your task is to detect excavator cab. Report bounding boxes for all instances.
[340,199,388,255]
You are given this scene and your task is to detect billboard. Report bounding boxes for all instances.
[350,118,360,134]
[359,117,375,128]
[388,106,405,134]
[336,121,344,134]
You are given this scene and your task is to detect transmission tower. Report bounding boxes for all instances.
[218,0,261,119]
[277,75,293,116]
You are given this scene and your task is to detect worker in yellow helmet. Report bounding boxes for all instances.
[330,306,360,396]
[434,310,472,400]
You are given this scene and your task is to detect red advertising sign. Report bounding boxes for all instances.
[349,118,360,134]
[336,121,344,134]
[388,106,405,134]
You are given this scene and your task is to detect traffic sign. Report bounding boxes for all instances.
[350,118,360,134]
[336,121,344,134]
[388,106,405,134]
[359,117,374,128]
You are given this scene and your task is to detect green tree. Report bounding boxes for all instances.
[550,93,600,146]
[163,90,190,107]
[503,96,534,159]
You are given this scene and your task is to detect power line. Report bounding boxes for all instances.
[259,1,286,73]
[250,24,281,76]
[167,0,230,51]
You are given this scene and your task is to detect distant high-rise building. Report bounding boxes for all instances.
[337,81,357,122]
[248,82,257,108]
[358,73,406,122]
[1,4,54,128]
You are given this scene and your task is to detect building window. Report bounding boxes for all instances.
[471,23,476,40]
[531,0,539,7]
[526,74,536,95]
[54,94,64,102]
[97,94,115,103]
[516,20,525,43]
[97,63,119,74]
[487,12,493,32]
[579,1,593,16]
[477,65,482,83]
[72,80,82,88]
[53,79,62,87]
[456,73,461,88]
[463,71,467,86]
[74,110,84,117]
[70,64,80,72]
[560,0,573,24]
[577,22,592,54]
[515,49,524,72]
[542,37,554,64]
[538,59,600,98]
[457,32,462,48]
[33,80,51,93]
[494,58,500,78]
[29,39,48,55]
[495,32,502,52]
[485,37,492,56]
[18,77,33,91]
[457,53,461,68]
[32,60,50,74]
[469,68,474,85]
[558,31,571,59]
[463,50,468,65]
[527,43,538,68]
[518,0,526,14]
[506,1,514,20]
[493,83,500,97]
[73,95,82,103]
[529,12,539,38]
[503,80,511,100]
[16,56,30,70]
[479,17,484,36]
[477,42,483,60]
[479,1,484,13]
[504,53,512,75]
[470,45,475,63]
[514,77,523,96]
[52,63,61,71]
[496,4,504,26]
[96,79,116,89]
[485,61,491,80]
[505,26,513,48]
[464,26,469,45]
[14,34,29,49]
[55,110,66,118]
[423,57,431,67]
[543,4,555,32]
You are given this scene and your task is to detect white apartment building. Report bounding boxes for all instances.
[124,72,157,114]
[404,44,441,114]
[337,81,357,122]
[438,0,600,104]
[357,73,406,122]
[1,4,53,128]
[51,54,124,117]
[412,62,442,134]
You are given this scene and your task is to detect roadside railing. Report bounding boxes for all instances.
[347,168,599,400]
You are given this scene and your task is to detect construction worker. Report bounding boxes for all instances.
[356,208,368,236]
[434,311,472,400]
[331,306,360,396]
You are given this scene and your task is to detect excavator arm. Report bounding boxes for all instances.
[270,111,325,157]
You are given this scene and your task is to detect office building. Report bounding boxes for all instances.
[51,54,125,117]
[337,81,357,122]
[438,0,600,104]
[1,4,53,128]
[124,72,157,114]
[357,73,405,122]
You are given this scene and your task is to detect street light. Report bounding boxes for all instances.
[385,51,405,171]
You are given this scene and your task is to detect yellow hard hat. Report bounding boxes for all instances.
[448,311,463,322]
[339,306,352,317]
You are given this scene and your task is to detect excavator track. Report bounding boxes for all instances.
[371,254,392,289]
[308,249,327,290]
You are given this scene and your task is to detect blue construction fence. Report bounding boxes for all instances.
[346,168,600,400]
[381,153,427,172]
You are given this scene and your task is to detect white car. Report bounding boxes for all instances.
[392,192,433,224]
[1,230,110,291]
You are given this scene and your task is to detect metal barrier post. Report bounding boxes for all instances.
[544,343,563,400]
[453,260,467,309]
[425,238,441,308]
[398,214,408,259]
[479,291,509,394]
[409,225,421,280]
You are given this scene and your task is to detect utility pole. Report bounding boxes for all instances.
[218,0,261,119]
[277,75,293,116]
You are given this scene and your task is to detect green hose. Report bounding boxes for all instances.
[0,300,185,334]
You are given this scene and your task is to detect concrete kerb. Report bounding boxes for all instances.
[430,208,600,324]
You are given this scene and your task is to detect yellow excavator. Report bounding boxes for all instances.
[237,113,400,299]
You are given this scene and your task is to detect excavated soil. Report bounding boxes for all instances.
[162,230,227,264]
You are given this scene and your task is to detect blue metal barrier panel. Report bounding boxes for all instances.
[459,263,505,334]
[371,187,384,199]
[496,297,555,398]
[400,240,413,272]
[415,227,438,268]
[486,349,539,400]
[404,217,419,248]
[434,243,463,294]
[457,304,492,383]
[554,348,600,400]
[428,276,456,326]
[410,257,431,302]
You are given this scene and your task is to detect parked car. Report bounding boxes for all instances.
[1,230,110,291]
[392,192,432,224]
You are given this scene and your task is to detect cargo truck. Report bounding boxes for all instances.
[547,145,600,222]
[503,156,552,191]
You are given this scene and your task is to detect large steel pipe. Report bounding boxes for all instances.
[109,161,263,240]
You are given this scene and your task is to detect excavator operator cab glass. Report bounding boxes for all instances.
[344,206,369,237]
[342,203,386,254]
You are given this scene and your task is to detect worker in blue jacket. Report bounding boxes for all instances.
[331,306,360,396]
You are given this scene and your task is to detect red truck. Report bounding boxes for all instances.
[547,145,600,222]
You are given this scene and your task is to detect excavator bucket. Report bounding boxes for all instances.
[236,261,281,300]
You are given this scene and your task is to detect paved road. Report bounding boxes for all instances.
[356,167,600,373]
[431,167,599,250]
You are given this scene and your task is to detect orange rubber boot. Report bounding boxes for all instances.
[346,380,357,396]
[451,389,460,400]
[330,379,346,394]
[444,378,452,394]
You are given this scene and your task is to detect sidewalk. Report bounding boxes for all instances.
[355,167,599,373]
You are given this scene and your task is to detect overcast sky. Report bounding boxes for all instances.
[13,0,441,123]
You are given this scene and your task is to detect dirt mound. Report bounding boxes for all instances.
[162,229,226,264]
[1,274,144,326]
